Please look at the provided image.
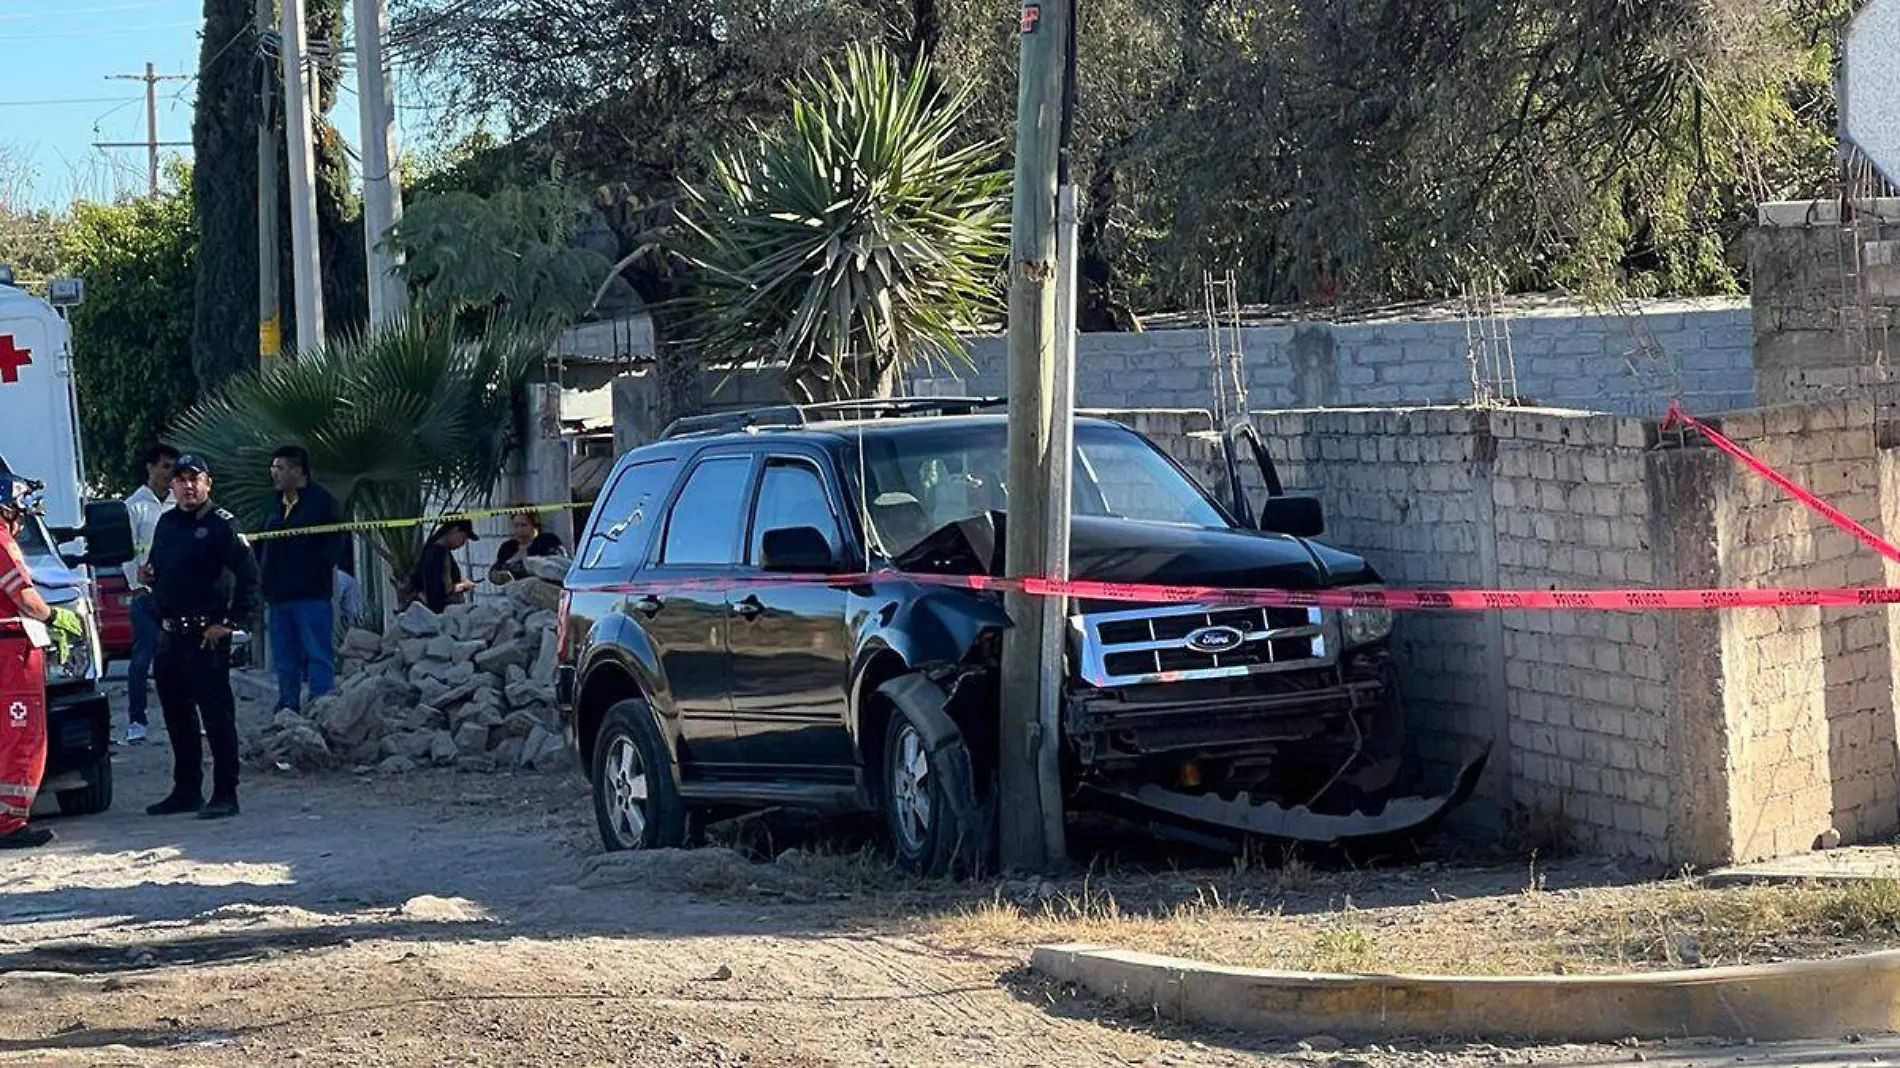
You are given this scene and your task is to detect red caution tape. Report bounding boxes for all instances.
[581,571,1900,610]
[1663,402,1900,565]
[567,405,1900,612]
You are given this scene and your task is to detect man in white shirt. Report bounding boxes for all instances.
[123,444,178,743]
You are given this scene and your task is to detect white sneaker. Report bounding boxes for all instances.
[125,722,148,744]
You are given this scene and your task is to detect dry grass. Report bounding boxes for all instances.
[906,868,1900,977]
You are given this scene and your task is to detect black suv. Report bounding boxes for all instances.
[557,400,1487,873]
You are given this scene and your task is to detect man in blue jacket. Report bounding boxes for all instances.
[258,445,345,714]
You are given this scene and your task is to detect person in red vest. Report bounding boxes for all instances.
[0,475,85,849]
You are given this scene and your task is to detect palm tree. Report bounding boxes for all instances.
[674,43,1010,403]
[170,313,553,584]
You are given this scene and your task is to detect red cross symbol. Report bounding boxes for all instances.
[0,335,31,384]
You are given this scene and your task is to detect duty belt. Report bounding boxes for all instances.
[161,616,219,632]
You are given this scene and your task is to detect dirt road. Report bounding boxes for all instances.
[1,683,1890,1066]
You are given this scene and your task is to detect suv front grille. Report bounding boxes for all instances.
[1075,604,1331,688]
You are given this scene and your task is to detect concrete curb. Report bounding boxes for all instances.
[1030,942,1900,1042]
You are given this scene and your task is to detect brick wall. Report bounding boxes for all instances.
[1704,402,1899,860]
[914,297,1755,418]
[1750,199,1900,406]
[1109,400,1900,865]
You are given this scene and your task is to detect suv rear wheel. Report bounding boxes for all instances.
[883,707,974,877]
[591,700,686,851]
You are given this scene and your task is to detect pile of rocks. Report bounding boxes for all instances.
[246,558,577,775]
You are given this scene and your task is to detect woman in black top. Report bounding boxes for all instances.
[494,510,564,570]
[409,519,478,613]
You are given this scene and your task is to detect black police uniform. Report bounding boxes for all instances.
[147,497,260,813]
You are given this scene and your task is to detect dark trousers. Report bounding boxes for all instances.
[155,630,239,800]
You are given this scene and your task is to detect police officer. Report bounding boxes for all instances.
[144,455,259,820]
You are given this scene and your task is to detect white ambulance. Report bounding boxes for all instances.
[0,267,136,815]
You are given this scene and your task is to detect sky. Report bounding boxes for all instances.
[0,0,434,209]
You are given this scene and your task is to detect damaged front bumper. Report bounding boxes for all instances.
[1079,742,1492,846]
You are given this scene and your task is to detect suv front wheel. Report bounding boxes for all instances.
[591,700,686,851]
[883,707,976,877]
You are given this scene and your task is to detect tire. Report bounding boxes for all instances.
[590,700,687,852]
[56,751,114,816]
[882,705,978,878]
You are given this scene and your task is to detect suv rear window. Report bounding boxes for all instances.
[579,457,678,570]
[660,456,753,566]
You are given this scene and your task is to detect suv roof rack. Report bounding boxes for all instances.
[657,396,1006,441]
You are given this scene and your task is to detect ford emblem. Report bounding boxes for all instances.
[1185,625,1246,654]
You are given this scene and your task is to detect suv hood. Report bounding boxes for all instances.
[892,512,1379,591]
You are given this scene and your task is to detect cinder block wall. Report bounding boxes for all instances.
[1705,402,1898,859]
[1109,401,1900,866]
[1750,199,1900,406]
[917,298,1755,417]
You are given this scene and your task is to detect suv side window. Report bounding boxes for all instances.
[659,455,754,566]
[579,457,678,571]
[748,460,841,565]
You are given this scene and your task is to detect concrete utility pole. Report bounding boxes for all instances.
[257,0,283,370]
[100,64,190,195]
[352,0,407,324]
[282,0,326,352]
[998,0,1073,873]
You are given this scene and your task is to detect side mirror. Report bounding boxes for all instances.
[1259,496,1325,538]
[760,526,838,573]
[79,499,135,568]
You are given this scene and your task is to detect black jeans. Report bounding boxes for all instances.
[155,629,239,800]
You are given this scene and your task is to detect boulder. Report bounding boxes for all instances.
[523,609,557,634]
[316,675,413,749]
[498,710,541,741]
[457,603,511,644]
[343,628,382,657]
[396,601,444,638]
[399,639,429,666]
[507,577,564,614]
[268,725,332,769]
[452,722,490,757]
[427,730,459,766]
[491,737,526,768]
[270,708,311,732]
[389,730,437,761]
[449,701,503,732]
[521,725,572,770]
[412,676,451,707]
[345,739,383,766]
[475,643,527,675]
[522,554,573,583]
[376,756,420,775]
[424,634,484,663]
[530,628,559,684]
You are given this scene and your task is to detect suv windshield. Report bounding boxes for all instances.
[856,422,1228,557]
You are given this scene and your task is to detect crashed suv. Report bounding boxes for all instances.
[557,400,1487,873]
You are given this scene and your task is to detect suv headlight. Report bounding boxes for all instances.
[1340,592,1394,648]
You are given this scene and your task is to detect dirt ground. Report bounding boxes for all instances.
[3,679,1898,1067]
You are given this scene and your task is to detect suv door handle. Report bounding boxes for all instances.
[632,595,664,618]
[732,594,764,621]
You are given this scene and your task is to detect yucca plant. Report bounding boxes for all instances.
[171,313,553,584]
[674,43,1010,403]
